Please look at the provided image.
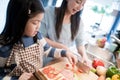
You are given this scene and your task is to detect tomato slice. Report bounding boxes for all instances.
[42,67,50,74]
[42,66,55,74]
[47,72,56,79]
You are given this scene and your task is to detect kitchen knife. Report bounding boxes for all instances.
[74,53,90,73]
[76,60,90,73]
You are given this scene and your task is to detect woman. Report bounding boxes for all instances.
[40,0,90,66]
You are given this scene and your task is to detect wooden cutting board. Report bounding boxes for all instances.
[49,58,98,80]
[36,58,98,80]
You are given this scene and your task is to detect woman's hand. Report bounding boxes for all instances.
[82,56,92,68]
[19,72,36,80]
[66,51,78,65]
[77,45,92,68]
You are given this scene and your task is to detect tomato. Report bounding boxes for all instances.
[42,67,50,74]
[42,66,55,74]
[92,59,104,68]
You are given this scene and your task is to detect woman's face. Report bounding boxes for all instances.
[66,0,86,15]
[24,13,44,37]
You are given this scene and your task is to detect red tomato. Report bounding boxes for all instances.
[92,59,104,68]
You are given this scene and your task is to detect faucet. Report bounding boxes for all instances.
[111,35,120,44]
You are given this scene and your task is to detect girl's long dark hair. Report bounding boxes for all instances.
[55,0,82,40]
[0,0,44,45]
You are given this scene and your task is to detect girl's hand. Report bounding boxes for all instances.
[19,72,36,80]
[66,51,78,65]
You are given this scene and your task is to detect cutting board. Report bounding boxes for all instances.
[36,58,98,80]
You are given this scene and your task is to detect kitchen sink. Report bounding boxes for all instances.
[86,43,115,68]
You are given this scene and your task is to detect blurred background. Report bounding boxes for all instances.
[0,0,120,42]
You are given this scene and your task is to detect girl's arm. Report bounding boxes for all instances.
[41,38,77,64]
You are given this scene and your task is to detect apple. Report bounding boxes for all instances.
[96,37,107,48]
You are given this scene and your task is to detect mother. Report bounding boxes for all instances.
[40,0,90,66]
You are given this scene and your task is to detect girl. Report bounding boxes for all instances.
[0,0,77,79]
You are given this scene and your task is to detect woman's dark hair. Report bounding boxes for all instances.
[55,0,82,40]
[0,0,44,45]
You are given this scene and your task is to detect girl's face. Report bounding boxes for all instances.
[24,13,44,37]
[66,0,86,15]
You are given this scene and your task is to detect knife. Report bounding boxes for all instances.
[74,53,90,73]
[76,60,90,73]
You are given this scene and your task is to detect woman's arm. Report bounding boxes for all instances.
[45,37,69,50]
[77,45,88,60]
[77,45,92,67]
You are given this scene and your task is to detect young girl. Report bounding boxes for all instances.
[0,0,77,79]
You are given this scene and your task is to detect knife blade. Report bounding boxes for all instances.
[76,60,90,73]
[74,53,90,73]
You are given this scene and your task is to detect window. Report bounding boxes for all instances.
[82,0,119,40]
[0,0,9,33]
